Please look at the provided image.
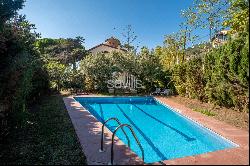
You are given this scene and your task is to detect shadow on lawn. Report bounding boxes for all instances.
[0,93,87,165]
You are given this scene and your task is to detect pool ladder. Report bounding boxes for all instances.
[100,117,144,165]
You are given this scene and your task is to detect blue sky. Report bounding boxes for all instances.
[20,0,208,49]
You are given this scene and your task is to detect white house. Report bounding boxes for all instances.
[88,37,127,54]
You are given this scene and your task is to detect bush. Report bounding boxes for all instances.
[172,32,249,112]
[172,58,205,100]
[80,50,172,93]
[0,15,49,127]
[172,64,187,96]
[204,33,249,111]
[136,47,171,92]
[80,53,114,92]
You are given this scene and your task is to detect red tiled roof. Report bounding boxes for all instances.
[88,43,127,52]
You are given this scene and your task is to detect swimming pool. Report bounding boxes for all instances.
[74,96,238,163]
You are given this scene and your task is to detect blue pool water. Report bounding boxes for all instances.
[74,96,238,163]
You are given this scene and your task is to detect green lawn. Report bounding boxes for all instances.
[0,94,86,165]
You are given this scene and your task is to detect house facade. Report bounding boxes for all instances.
[88,37,127,54]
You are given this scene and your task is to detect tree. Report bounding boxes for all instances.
[80,53,114,91]
[171,32,249,111]
[159,32,185,71]
[0,0,24,28]
[204,32,249,111]
[64,36,86,70]
[62,67,85,93]
[223,0,249,34]
[35,37,87,92]
[35,37,86,70]
[106,51,137,75]
[121,25,138,52]
[0,9,49,126]
[44,61,66,91]
[136,47,169,92]
[185,42,212,59]
[181,0,230,41]
[179,9,199,50]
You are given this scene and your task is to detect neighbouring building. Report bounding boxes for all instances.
[88,37,127,54]
[211,30,229,48]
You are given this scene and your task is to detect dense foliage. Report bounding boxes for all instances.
[0,7,49,129]
[0,0,24,28]
[172,58,206,100]
[169,0,249,112]
[35,37,87,92]
[80,53,114,92]
[136,47,171,92]
[35,37,86,68]
[79,48,170,93]
[223,0,249,34]
[204,32,249,111]
[181,0,230,40]
[172,32,249,112]
[0,1,86,134]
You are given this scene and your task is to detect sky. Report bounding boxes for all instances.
[19,0,208,50]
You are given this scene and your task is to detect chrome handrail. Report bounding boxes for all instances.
[110,124,144,165]
[100,117,130,152]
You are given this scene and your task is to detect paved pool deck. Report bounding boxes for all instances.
[63,95,249,165]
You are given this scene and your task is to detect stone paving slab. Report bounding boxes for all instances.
[63,95,249,165]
